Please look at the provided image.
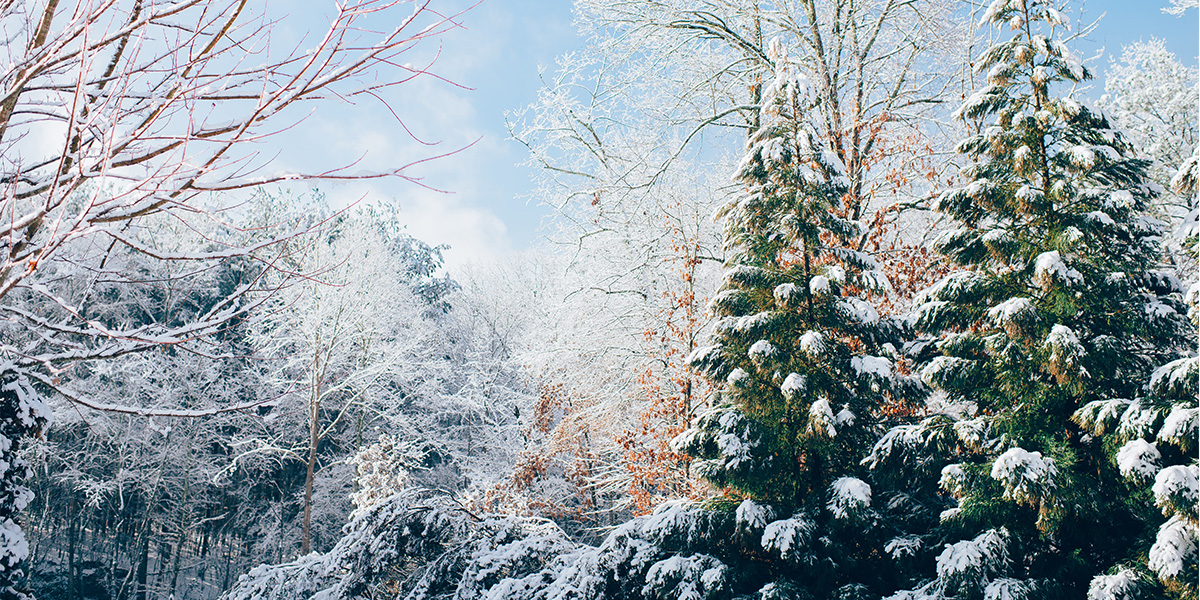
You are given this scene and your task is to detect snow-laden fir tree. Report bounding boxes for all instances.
[671,38,929,596]
[870,1,1197,598]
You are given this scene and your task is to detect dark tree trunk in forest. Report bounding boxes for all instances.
[67,507,77,600]
[302,411,319,555]
[135,533,150,600]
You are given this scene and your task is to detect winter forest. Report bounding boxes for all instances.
[1,0,1197,599]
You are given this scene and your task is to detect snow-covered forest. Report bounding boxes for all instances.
[2,0,1197,599]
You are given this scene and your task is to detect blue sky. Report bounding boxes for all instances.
[271,0,1197,269]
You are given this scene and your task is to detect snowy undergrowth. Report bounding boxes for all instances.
[226,490,914,600]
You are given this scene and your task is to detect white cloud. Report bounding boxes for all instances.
[321,181,512,273]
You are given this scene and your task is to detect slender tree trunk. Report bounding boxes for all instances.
[67,504,77,600]
[135,533,150,600]
[301,408,319,555]
[170,460,191,596]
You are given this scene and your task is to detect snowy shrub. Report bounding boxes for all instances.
[989,577,1044,600]
[1073,399,1133,436]
[1116,401,1163,442]
[0,375,50,595]
[807,398,838,438]
[1032,251,1083,289]
[1147,357,1199,398]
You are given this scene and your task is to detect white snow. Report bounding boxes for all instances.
[862,269,893,294]
[966,178,993,200]
[940,464,967,499]
[842,297,880,325]
[808,398,837,437]
[954,417,997,452]
[885,535,922,559]
[1067,145,1097,168]
[1043,324,1088,379]
[773,283,798,306]
[1087,569,1140,600]
[1158,406,1198,447]
[935,528,1010,582]
[1115,439,1161,481]
[1148,356,1198,396]
[851,355,893,379]
[761,515,815,561]
[748,340,777,364]
[799,331,825,355]
[1105,189,1135,210]
[686,345,721,367]
[990,447,1058,505]
[1074,398,1132,435]
[735,499,773,531]
[920,356,973,387]
[1016,185,1043,203]
[1117,400,1160,440]
[0,518,28,565]
[727,368,750,387]
[913,271,987,306]
[987,297,1034,325]
[1152,465,1198,515]
[810,275,831,295]
[982,228,1011,243]
[1033,251,1083,288]
[835,407,856,427]
[716,431,753,470]
[642,554,729,600]
[828,477,872,520]
[780,373,806,398]
[1084,211,1116,226]
[1148,515,1198,579]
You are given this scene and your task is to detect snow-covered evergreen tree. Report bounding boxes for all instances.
[873,1,1197,597]
[672,40,929,596]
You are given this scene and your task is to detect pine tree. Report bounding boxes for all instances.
[875,1,1196,597]
[675,40,928,597]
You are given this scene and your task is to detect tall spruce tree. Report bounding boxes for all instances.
[872,1,1196,598]
[675,40,928,597]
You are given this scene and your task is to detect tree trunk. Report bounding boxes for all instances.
[301,410,319,555]
[135,533,150,600]
[67,506,77,600]
[170,449,192,595]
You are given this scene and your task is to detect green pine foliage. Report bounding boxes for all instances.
[871,1,1197,598]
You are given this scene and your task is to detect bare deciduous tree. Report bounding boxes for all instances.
[0,0,465,592]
